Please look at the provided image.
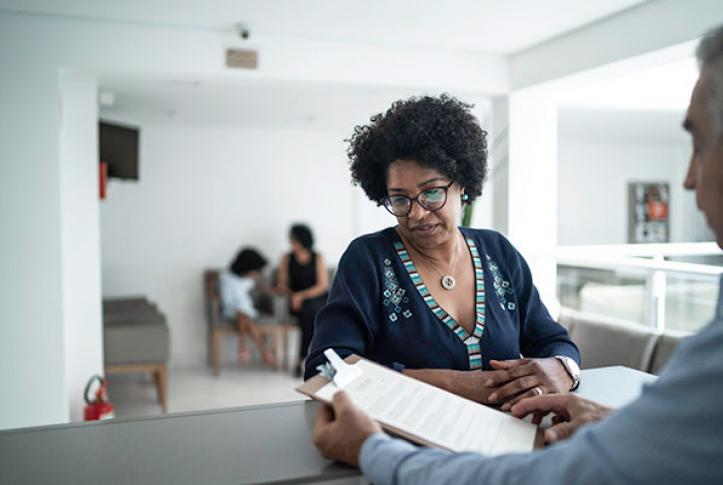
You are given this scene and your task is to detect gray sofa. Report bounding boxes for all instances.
[103,297,170,411]
[558,306,690,375]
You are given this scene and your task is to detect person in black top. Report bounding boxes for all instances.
[276,224,329,377]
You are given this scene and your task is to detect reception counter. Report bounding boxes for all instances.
[0,366,656,484]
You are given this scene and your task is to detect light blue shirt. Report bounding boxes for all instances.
[360,276,723,485]
[219,271,257,320]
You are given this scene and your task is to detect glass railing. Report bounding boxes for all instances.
[557,243,722,333]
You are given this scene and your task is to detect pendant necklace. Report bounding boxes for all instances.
[406,234,459,290]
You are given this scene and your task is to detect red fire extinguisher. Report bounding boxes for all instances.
[83,375,115,421]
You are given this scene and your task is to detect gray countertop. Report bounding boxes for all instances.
[0,366,656,485]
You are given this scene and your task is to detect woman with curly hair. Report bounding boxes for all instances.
[304,95,580,409]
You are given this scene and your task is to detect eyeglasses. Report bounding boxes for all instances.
[383,181,455,217]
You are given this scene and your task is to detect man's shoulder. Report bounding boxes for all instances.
[655,309,723,390]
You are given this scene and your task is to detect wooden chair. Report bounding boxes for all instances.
[204,269,294,376]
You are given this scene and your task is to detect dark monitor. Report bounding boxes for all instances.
[99,121,139,180]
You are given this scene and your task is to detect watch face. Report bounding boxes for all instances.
[568,358,581,377]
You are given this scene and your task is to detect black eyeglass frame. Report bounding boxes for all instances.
[382,180,456,217]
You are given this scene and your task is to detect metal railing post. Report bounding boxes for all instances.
[647,265,667,331]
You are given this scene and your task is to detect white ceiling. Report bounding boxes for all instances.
[98,76,490,131]
[39,0,688,137]
[99,71,693,145]
[560,58,698,112]
[556,57,697,143]
[99,54,697,133]
[558,108,688,143]
[0,0,649,54]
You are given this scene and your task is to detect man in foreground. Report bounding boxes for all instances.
[312,24,723,485]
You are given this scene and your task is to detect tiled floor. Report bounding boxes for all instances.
[107,362,307,418]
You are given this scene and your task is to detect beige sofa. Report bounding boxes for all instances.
[103,297,170,411]
[558,307,690,375]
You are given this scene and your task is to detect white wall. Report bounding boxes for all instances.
[0,34,67,430]
[557,110,709,246]
[1,2,717,429]
[99,122,358,363]
[0,8,503,429]
[506,89,560,304]
[59,72,104,422]
[489,96,510,234]
[0,68,102,430]
[99,94,498,365]
[558,139,690,245]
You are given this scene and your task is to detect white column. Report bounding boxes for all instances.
[0,68,69,429]
[507,89,559,307]
[489,96,510,234]
[59,72,104,422]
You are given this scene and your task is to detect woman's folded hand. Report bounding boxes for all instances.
[484,358,574,411]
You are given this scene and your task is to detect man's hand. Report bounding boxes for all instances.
[312,391,382,467]
[511,394,613,443]
[484,358,574,411]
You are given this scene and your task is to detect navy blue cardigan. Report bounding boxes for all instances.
[304,227,579,380]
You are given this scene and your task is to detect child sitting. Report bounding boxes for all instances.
[219,247,276,367]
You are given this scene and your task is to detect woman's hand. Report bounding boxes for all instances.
[485,358,574,411]
[511,394,613,443]
[404,368,500,404]
[271,286,289,296]
[290,292,304,312]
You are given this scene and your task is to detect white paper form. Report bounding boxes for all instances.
[316,359,537,455]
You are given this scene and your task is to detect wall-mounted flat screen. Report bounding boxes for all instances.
[99,121,139,180]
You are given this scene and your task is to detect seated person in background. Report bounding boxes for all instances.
[311,24,723,485]
[305,95,580,409]
[219,247,276,367]
[276,224,329,377]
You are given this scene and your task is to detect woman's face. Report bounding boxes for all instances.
[290,237,303,253]
[386,160,464,250]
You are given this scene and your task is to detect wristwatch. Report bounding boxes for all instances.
[554,355,581,390]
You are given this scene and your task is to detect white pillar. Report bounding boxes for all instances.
[0,69,69,429]
[489,96,510,234]
[59,72,104,422]
[507,88,559,307]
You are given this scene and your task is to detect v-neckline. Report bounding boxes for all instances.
[390,229,487,370]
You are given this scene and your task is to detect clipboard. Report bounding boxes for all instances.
[297,354,544,454]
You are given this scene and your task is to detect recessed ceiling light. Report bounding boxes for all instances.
[98,90,115,108]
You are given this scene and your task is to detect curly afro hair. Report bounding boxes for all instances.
[347,94,488,205]
[230,247,268,277]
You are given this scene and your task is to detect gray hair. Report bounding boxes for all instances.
[696,25,723,137]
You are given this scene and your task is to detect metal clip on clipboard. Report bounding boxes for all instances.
[323,348,362,388]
